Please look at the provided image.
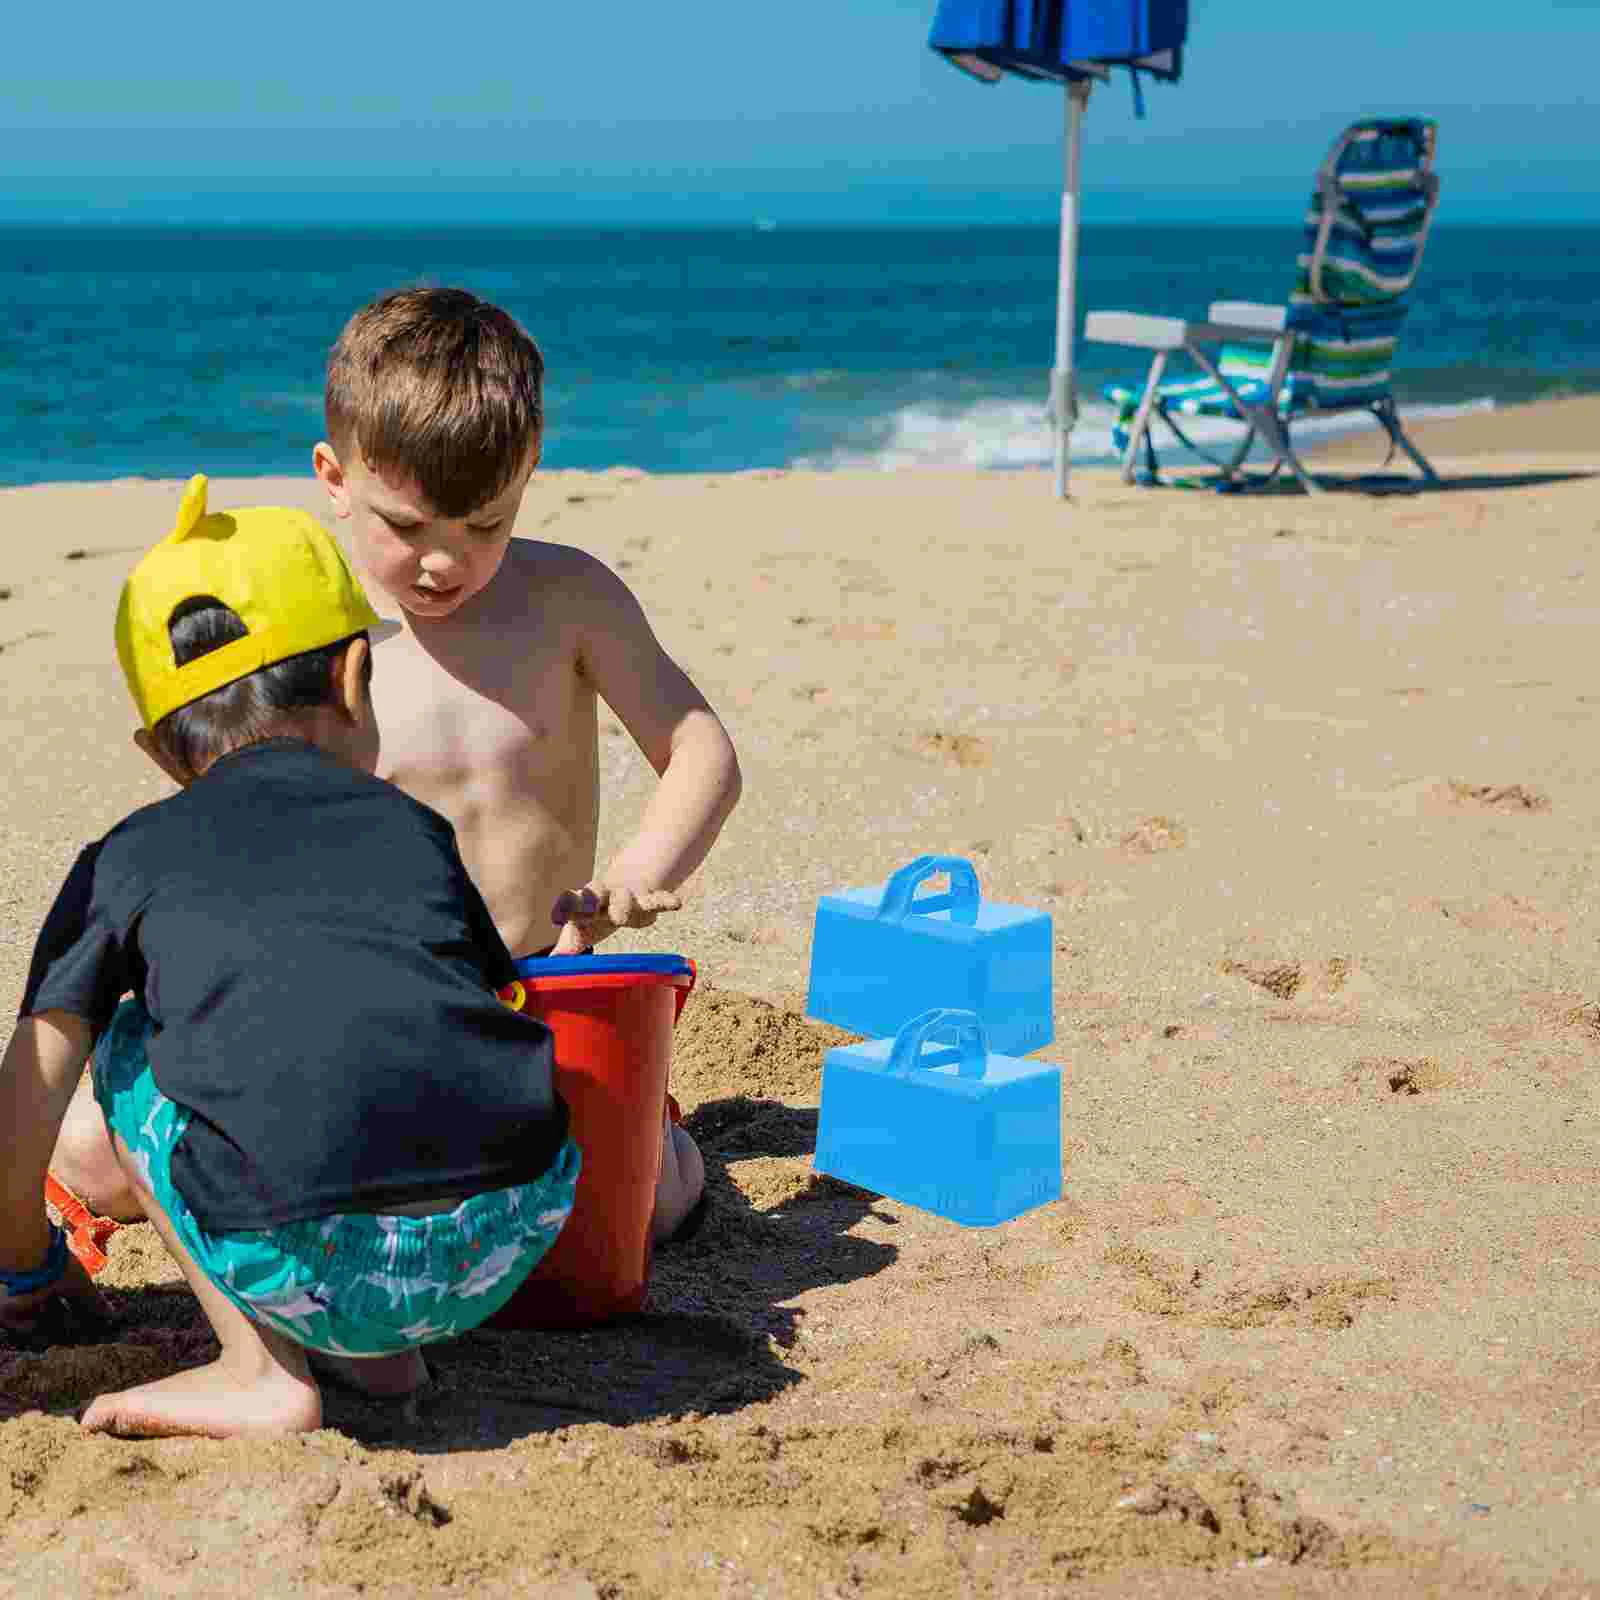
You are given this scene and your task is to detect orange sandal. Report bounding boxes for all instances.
[45,1173,122,1276]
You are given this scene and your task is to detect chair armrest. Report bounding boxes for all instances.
[1206,301,1288,333]
[1083,310,1281,350]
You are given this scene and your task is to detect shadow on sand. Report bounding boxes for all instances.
[1160,467,1595,496]
[407,1095,890,1451]
[1,1094,890,1450]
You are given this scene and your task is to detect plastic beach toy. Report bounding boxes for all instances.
[490,952,695,1329]
[805,855,1053,1056]
[814,1008,1062,1227]
[45,1173,122,1276]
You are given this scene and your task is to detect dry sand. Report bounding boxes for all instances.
[2,398,1598,1598]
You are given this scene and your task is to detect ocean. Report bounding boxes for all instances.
[2,222,1596,487]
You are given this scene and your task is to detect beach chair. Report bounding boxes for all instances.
[1085,117,1441,494]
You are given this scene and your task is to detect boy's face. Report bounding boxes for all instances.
[313,443,538,621]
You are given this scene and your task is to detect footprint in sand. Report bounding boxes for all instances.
[1218,957,1348,1001]
[825,620,897,642]
[1429,893,1566,936]
[1368,776,1550,818]
[1350,1056,1453,1097]
[1220,954,1422,1023]
[1120,816,1185,854]
[1102,1245,1396,1331]
[909,731,990,768]
[1559,1000,1600,1036]
[1447,780,1550,813]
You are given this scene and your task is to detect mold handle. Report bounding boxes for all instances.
[887,1008,989,1079]
[876,856,981,926]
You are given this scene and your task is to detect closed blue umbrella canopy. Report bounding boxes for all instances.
[929,1,1189,496]
[930,0,1185,81]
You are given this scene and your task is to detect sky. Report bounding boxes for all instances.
[1,0,1595,224]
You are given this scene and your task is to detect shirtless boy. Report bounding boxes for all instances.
[308,287,740,1239]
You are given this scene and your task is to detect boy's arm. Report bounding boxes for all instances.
[555,559,742,945]
[0,1011,106,1325]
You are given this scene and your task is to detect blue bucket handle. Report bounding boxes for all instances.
[887,1008,989,1079]
[875,855,981,926]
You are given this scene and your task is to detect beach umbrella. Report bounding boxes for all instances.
[929,1,1188,497]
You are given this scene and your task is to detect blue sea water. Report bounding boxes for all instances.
[1,222,1596,487]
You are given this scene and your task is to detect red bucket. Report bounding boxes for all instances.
[488,953,695,1329]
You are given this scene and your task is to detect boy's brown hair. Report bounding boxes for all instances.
[324,287,544,518]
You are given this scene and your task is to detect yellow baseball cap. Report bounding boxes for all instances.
[117,474,387,730]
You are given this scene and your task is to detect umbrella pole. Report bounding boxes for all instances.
[1051,79,1091,500]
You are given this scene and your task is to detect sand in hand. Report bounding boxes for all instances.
[2,401,1599,1597]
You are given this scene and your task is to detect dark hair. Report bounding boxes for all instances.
[325,286,544,518]
[151,596,371,774]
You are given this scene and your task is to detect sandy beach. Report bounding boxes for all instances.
[2,396,1598,1598]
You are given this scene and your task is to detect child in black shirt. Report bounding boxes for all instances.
[0,476,579,1437]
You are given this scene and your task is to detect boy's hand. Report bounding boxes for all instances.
[550,884,682,954]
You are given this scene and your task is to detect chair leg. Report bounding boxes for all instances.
[1222,420,1257,479]
[1186,343,1320,495]
[1119,352,1168,484]
[1256,411,1322,495]
[1374,400,1441,485]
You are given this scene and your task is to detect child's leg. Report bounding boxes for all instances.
[307,1346,430,1401]
[51,1075,145,1221]
[78,1133,321,1439]
[651,1108,705,1244]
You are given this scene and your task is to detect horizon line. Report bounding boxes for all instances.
[0,213,1591,229]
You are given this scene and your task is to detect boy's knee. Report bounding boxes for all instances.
[53,1089,143,1221]
[54,1080,107,1164]
[671,1122,703,1185]
[662,1121,704,1203]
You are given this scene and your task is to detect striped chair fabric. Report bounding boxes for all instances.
[1105,118,1439,450]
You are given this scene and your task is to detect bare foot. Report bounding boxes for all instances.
[309,1348,431,1400]
[80,1355,321,1439]
[651,1119,706,1244]
[81,1129,319,1439]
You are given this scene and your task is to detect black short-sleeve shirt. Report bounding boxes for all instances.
[20,739,566,1232]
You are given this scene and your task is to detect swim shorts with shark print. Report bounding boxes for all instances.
[92,997,581,1357]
